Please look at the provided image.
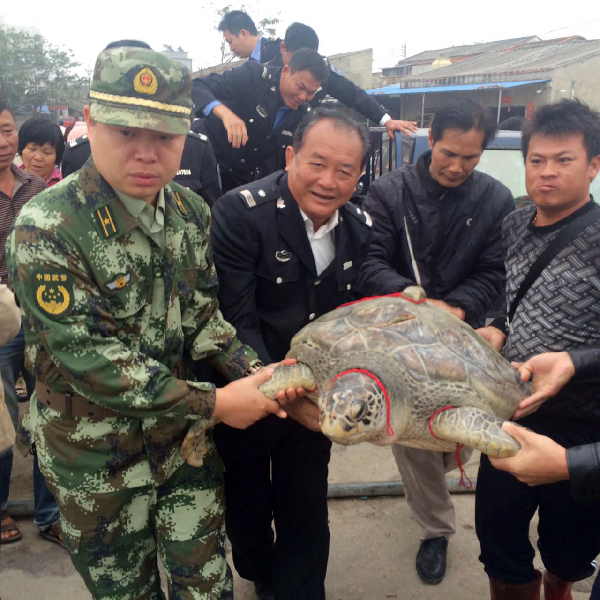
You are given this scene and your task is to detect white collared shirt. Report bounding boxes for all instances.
[299,209,339,275]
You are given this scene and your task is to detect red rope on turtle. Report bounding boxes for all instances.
[330,368,394,436]
[427,405,472,489]
[337,291,426,309]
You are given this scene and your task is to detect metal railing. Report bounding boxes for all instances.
[362,127,396,195]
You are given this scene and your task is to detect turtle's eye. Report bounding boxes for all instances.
[348,399,368,422]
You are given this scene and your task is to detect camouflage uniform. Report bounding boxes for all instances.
[7,45,258,599]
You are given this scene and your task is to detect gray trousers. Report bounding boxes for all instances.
[392,445,472,541]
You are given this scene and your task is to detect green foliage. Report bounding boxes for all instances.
[0,27,88,115]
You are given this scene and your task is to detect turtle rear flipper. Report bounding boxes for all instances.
[258,363,317,401]
[429,407,521,458]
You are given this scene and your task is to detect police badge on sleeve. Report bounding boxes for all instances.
[34,271,74,319]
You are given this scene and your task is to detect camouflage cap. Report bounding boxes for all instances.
[89,46,192,135]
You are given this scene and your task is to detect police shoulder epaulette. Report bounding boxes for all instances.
[187,130,208,142]
[237,185,275,209]
[344,201,372,227]
[329,62,345,77]
[68,134,88,148]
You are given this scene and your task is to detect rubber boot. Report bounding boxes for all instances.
[489,570,541,599]
[543,570,573,600]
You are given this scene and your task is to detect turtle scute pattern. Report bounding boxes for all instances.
[279,290,529,455]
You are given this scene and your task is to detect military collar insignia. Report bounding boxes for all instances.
[276,250,292,262]
[270,86,277,92]
[106,272,131,291]
[256,105,269,119]
[343,261,353,270]
[240,189,257,208]
[282,130,293,137]
[94,205,119,238]
[258,190,266,197]
[276,198,285,209]
[34,271,74,319]
[174,191,188,216]
[133,67,158,95]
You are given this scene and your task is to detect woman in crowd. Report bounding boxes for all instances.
[18,117,64,187]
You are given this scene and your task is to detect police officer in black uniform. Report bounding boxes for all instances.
[192,48,329,193]
[268,22,418,137]
[218,9,281,63]
[61,129,223,207]
[210,108,373,600]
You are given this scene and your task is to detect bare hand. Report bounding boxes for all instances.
[282,397,321,432]
[511,352,576,419]
[476,325,506,352]
[427,298,465,321]
[490,421,569,485]
[385,119,418,137]
[213,367,286,429]
[213,104,248,148]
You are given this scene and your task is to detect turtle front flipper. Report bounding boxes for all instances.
[429,407,521,458]
[258,363,317,401]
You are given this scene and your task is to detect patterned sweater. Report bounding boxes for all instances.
[502,201,600,432]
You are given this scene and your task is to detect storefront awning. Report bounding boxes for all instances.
[367,79,550,96]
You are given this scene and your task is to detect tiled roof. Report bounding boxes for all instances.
[401,39,600,87]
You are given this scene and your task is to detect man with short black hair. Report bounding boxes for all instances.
[268,22,417,138]
[357,98,514,585]
[6,43,296,598]
[211,107,373,600]
[193,47,329,192]
[218,9,281,63]
[476,98,600,600]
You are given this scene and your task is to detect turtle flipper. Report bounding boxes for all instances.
[181,418,218,467]
[429,407,521,458]
[258,363,317,400]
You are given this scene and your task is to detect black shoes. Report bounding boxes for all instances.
[416,536,448,585]
[253,581,274,600]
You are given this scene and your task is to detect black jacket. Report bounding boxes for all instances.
[565,347,600,502]
[211,170,373,362]
[256,37,282,63]
[356,151,515,326]
[268,54,386,123]
[192,61,311,184]
[61,131,223,207]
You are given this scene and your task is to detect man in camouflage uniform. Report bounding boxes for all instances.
[7,44,288,599]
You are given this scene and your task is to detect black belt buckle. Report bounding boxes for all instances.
[64,392,73,417]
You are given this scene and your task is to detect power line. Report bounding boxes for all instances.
[540,16,600,35]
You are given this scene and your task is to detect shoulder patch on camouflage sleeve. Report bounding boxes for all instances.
[34,272,74,319]
[93,204,119,238]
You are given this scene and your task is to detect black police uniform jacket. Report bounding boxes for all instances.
[61,131,223,207]
[256,37,282,63]
[210,170,373,362]
[356,150,515,326]
[268,54,386,123]
[192,61,312,183]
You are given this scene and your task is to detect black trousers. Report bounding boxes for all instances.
[476,419,600,584]
[214,414,332,600]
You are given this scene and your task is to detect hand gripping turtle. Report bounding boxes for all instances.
[182,287,531,466]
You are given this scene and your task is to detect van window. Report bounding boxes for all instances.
[475,149,527,200]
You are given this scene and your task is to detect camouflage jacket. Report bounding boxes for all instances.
[6,160,257,487]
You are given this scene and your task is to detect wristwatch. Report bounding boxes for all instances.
[244,360,265,377]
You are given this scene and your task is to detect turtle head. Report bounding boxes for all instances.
[319,370,392,445]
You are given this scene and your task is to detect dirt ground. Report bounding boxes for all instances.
[0,430,596,599]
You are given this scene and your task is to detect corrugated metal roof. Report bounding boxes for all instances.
[368,80,550,96]
[403,36,538,63]
[399,39,600,86]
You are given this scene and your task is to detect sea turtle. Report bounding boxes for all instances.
[182,287,530,466]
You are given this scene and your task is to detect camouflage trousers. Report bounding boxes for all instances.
[40,446,233,600]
